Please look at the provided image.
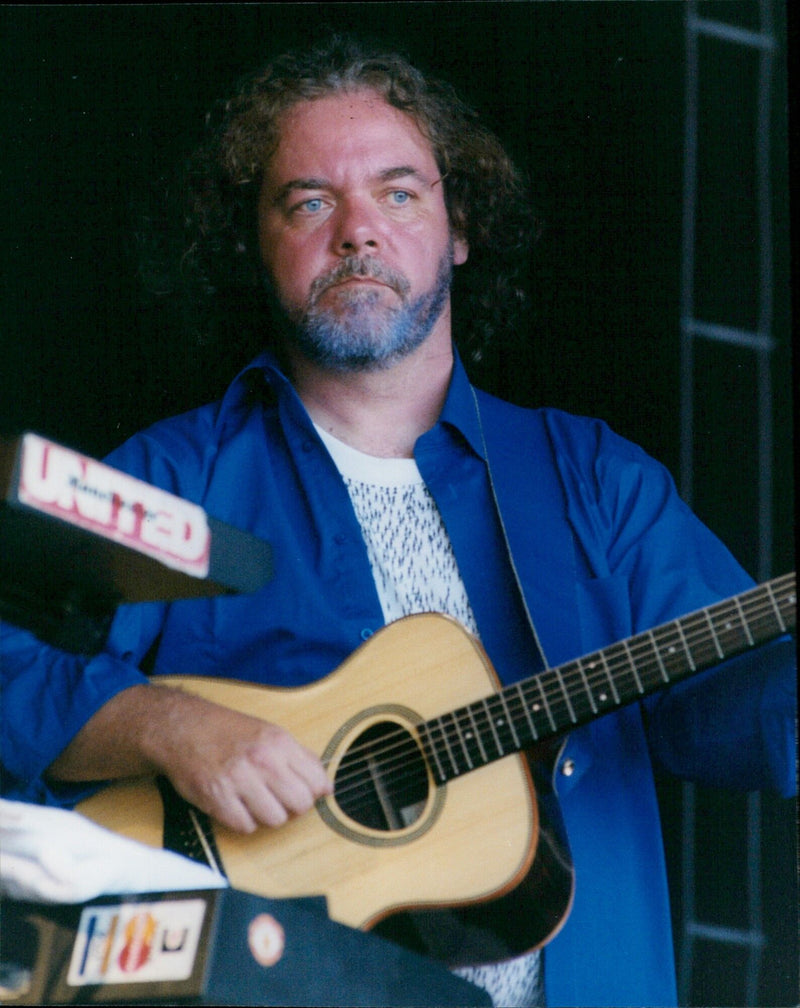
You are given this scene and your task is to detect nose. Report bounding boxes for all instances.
[331,196,381,256]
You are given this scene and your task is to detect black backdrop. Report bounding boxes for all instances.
[2,2,705,462]
[1,3,796,1004]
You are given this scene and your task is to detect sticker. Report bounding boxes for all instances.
[18,433,211,578]
[247,913,285,967]
[67,899,206,987]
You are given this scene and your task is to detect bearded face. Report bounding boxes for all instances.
[256,91,468,373]
[280,248,454,372]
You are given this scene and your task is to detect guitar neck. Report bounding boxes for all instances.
[420,573,796,784]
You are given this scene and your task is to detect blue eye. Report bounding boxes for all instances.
[302,198,325,213]
[389,190,411,205]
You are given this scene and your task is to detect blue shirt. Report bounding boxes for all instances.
[1,351,795,1006]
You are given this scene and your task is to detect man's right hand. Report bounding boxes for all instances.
[47,682,333,834]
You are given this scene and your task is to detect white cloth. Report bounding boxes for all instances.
[0,798,227,903]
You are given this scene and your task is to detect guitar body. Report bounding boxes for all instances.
[78,613,574,965]
[74,572,798,964]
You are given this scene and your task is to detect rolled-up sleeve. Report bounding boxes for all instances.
[1,597,166,805]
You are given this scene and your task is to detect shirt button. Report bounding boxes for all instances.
[560,758,576,777]
[360,628,374,641]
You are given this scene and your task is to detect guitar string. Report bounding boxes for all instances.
[326,656,793,815]
[321,581,795,812]
[323,583,795,807]
[322,583,796,805]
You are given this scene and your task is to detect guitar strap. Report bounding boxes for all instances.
[470,386,584,672]
[157,775,229,879]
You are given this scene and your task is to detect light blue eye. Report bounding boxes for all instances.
[389,190,411,205]
[302,198,325,213]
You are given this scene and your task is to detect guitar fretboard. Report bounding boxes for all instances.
[420,573,796,784]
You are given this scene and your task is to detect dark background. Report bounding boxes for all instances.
[1,3,795,1004]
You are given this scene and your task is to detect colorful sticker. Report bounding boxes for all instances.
[67,899,207,986]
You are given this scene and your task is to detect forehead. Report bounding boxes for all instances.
[267,90,439,184]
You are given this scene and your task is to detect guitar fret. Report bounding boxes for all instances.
[414,575,793,782]
[498,690,522,750]
[433,709,457,778]
[675,620,696,671]
[561,660,593,720]
[621,639,644,694]
[583,653,617,708]
[519,678,556,737]
[553,666,577,724]
[710,598,751,654]
[422,722,448,784]
[604,642,639,700]
[634,646,664,695]
[704,608,725,660]
[451,708,481,772]
[647,629,670,684]
[575,657,598,714]
[441,711,470,776]
[533,677,557,732]
[765,581,787,634]
[514,681,540,744]
[536,672,566,730]
[488,693,518,754]
[466,704,490,766]
[597,650,620,705]
[685,611,722,669]
[479,696,505,760]
[653,623,688,677]
[456,710,479,775]
[733,595,755,646]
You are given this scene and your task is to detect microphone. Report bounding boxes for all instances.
[0,433,273,652]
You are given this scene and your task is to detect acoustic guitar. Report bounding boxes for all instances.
[78,573,795,966]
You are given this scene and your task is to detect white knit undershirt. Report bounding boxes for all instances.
[315,424,477,632]
[315,424,544,1008]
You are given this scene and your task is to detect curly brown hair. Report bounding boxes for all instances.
[172,34,535,370]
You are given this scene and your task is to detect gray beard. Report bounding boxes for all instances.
[286,248,454,373]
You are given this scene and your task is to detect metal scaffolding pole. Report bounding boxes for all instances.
[677,2,777,1004]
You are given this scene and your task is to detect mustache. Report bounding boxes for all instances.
[308,256,412,303]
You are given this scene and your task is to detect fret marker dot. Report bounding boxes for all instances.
[496,718,505,726]
[599,692,607,702]
[532,703,541,712]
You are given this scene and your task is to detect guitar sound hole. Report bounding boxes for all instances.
[334,721,430,832]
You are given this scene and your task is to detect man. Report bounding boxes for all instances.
[1,36,795,1008]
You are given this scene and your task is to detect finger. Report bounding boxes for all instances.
[181,775,261,834]
[292,747,334,798]
[252,764,320,820]
[249,737,332,804]
[209,772,290,833]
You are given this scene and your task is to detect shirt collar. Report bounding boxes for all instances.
[436,349,486,460]
[215,350,301,428]
[216,346,486,460]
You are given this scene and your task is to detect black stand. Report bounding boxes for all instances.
[0,434,273,653]
[0,888,492,1006]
